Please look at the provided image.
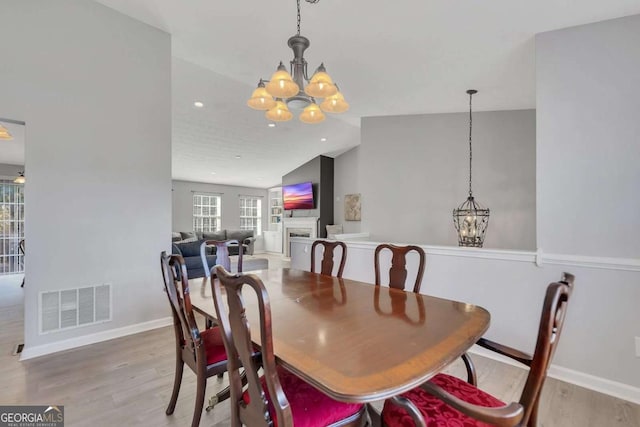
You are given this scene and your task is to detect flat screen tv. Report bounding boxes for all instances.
[282,182,314,210]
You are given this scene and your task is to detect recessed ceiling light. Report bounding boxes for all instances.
[210,172,217,175]
[268,123,276,128]
[193,101,204,108]
[320,137,327,142]
[235,155,241,159]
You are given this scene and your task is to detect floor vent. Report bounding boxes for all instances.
[12,343,24,356]
[40,284,111,334]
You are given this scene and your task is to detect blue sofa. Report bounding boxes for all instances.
[171,230,256,279]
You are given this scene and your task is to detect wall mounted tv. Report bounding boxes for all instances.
[282,181,315,210]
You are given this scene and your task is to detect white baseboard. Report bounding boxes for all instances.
[20,316,173,361]
[469,345,640,405]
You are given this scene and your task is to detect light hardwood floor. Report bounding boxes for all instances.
[1,265,638,427]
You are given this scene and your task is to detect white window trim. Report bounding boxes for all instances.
[193,193,222,232]
[239,196,262,236]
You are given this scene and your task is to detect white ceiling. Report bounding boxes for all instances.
[96,0,640,188]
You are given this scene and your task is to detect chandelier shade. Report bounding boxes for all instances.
[305,64,338,98]
[248,0,348,124]
[299,103,325,124]
[247,80,277,110]
[265,63,300,98]
[265,100,293,122]
[453,89,490,247]
[320,90,349,113]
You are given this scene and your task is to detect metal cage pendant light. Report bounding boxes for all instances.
[453,90,490,247]
[247,0,349,124]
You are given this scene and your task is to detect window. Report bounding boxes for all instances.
[0,180,25,274]
[239,197,262,236]
[193,194,221,232]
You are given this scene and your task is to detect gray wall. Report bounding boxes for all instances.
[0,1,172,351]
[172,180,268,235]
[282,155,334,238]
[537,14,640,259]
[342,109,536,249]
[334,147,362,234]
[535,15,640,388]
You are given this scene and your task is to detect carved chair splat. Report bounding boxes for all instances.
[374,243,426,293]
[311,239,347,278]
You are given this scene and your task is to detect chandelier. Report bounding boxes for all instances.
[247,0,349,124]
[453,90,490,247]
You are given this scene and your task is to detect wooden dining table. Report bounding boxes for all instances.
[190,268,490,404]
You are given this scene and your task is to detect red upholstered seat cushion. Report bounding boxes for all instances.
[200,327,228,365]
[382,373,506,427]
[242,366,363,427]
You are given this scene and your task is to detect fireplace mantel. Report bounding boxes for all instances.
[283,216,319,228]
[283,217,318,257]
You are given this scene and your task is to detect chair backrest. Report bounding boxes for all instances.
[212,266,292,427]
[374,244,426,293]
[201,239,243,278]
[310,240,347,278]
[160,252,203,355]
[519,272,574,424]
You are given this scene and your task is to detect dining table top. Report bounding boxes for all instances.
[189,268,490,403]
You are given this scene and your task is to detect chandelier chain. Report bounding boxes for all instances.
[468,91,473,197]
[297,0,301,35]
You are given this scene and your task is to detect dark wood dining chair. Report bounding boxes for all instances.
[374,243,477,385]
[311,239,347,278]
[212,266,367,427]
[374,243,426,293]
[381,273,575,427]
[200,239,243,287]
[19,239,25,287]
[160,252,232,427]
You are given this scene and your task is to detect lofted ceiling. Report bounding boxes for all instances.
[96,0,640,188]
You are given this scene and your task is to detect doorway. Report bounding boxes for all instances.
[0,118,26,314]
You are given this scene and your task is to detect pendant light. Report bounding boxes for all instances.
[453,90,490,247]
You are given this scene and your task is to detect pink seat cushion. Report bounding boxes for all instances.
[200,327,228,365]
[242,366,363,427]
[382,373,506,427]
